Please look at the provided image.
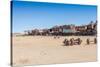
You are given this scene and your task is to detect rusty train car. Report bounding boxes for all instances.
[24,21,97,36]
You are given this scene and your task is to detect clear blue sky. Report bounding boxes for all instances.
[12,1,97,33]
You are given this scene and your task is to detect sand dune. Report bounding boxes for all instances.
[12,36,97,66]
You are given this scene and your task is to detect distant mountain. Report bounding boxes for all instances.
[12,33,24,36]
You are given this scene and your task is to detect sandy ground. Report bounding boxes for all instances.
[12,36,97,66]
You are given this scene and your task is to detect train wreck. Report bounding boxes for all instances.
[24,21,97,36]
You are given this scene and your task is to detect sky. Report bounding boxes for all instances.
[11,1,97,33]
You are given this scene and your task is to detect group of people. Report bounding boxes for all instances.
[86,38,97,45]
[63,38,82,46]
[63,38,97,46]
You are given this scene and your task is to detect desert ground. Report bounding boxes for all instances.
[12,36,97,66]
